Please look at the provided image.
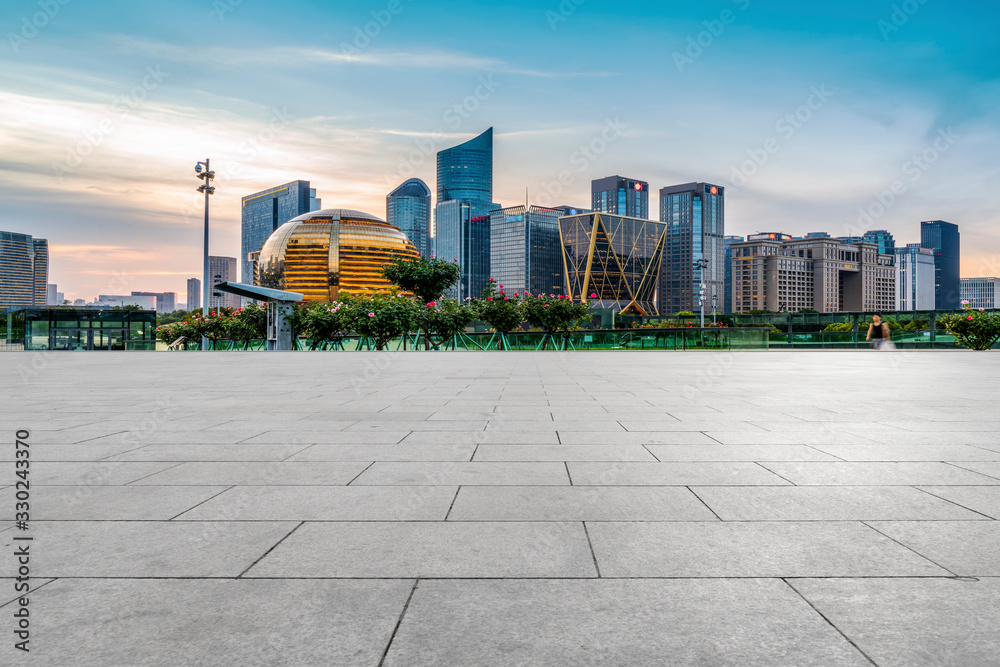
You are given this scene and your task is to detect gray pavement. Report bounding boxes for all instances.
[2,350,1000,665]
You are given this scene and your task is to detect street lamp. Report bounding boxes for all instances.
[693,259,710,328]
[711,292,718,325]
[195,160,216,351]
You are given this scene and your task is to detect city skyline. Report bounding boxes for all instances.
[1,0,998,301]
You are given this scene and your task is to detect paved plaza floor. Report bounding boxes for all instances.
[3,350,1000,665]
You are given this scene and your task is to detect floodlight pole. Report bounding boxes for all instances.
[694,259,710,328]
[195,159,216,351]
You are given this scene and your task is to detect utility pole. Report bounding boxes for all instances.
[195,159,216,351]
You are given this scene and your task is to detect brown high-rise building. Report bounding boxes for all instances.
[731,234,895,313]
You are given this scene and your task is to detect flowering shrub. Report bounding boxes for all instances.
[345,293,420,350]
[381,256,461,304]
[470,279,525,350]
[939,302,1000,350]
[417,298,476,349]
[521,292,592,348]
[298,301,353,348]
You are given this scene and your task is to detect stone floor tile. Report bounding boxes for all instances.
[383,579,871,666]
[101,444,309,462]
[246,521,597,578]
[646,444,840,462]
[759,461,1000,485]
[790,578,1000,667]
[447,486,718,521]
[30,461,178,485]
[588,521,948,577]
[811,444,1000,461]
[351,461,570,485]
[868,521,1000,576]
[130,461,370,485]
[0,578,412,666]
[283,443,476,461]
[473,444,657,461]
[568,461,790,486]
[5,485,228,520]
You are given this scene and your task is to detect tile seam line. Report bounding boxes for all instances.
[912,486,998,520]
[168,485,236,520]
[124,461,186,485]
[377,579,420,667]
[686,486,724,521]
[236,521,305,579]
[581,521,602,577]
[345,461,376,486]
[754,461,798,486]
[859,521,959,577]
[941,461,1000,482]
[781,578,879,666]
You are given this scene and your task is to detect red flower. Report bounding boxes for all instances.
[968,316,974,321]
[589,293,598,298]
[487,297,493,301]
[426,301,436,307]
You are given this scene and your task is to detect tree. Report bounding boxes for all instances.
[417,299,476,349]
[521,292,592,349]
[939,303,1000,350]
[471,279,526,350]
[345,293,420,350]
[382,256,461,304]
[298,301,353,349]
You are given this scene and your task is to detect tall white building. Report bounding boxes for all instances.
[208,256,240,310]
[186,278,201,311]
[895,244,935,311]
[961,277,998,309]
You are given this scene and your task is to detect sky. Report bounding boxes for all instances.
[1,0,998,302]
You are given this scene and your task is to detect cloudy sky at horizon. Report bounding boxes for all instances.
[2,0,998,302]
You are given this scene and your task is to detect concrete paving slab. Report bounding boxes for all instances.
[568,461,790,486]
[945,461,1000,478]
[472,444,657,461]
[706,431,875,445]
[811,444,1000,461]
[400,431,560,444]
[383,579,871,666]
[241,430,411,444]
[0,443,145,462]
[5,485,228,520]
[790,578,1000,667]
[284,443,475,461]
[758,461,1000,485]
[646,444,840,461]
[130,461,371,485]
[101,444,310,461]
[588,521,948,577]
[559,431,720,445]
[246,521,597,578]
[869,520,1000,575]
[694,486,989,521]
[0,578,413,666]
[30,461,177,485]
[178,485,456,521]
[447,486,718,522]
[351,461,570,485]
[10,521,297,577]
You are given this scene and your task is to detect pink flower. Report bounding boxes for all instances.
[968,316,974,321]
[368,312,375,317]
[961,300,970,305]
[465,297,472,301]
[487,297,493,301]
[544,304,550,308]
[589,293,597,298]
[499,285,504,289]
[426,302,436,307]
[979,308,985,312]
[504,297,510,301]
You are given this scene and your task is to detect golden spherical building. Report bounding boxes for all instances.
[256,209,419,302]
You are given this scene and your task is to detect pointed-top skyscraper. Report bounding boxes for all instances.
[434,128,498,300]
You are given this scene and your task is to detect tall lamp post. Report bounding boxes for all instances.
[693,259,710,328]
[711,292,718,325]
[195,160,216,351]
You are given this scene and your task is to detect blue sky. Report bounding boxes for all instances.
[2,0,998,300]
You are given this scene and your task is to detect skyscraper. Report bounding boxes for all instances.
[46,284,58,305]
[132,291,177,313]
[658,183,725,315]
[895,244,935,311]
[920,220,961,310]
[0,231,48,308]
[592,176,649,219]
[961,278,998,309]
[723,235,744,314]
[186,278,201,311]
[862,229,896,257]
[208,257,239,310]
[386,178,432,257]
[434,128,498,299]
[436,128,493,203]
[241,181,321,284]
[489,205,565,297]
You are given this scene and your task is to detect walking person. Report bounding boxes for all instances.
[866,314,891,350]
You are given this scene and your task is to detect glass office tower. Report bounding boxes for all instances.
[659,183,726,315]
[0,231,48,308]
[241,181,321,285]
[434,128,496,298]
[489,205,566,297]
[436,128,493,203]
[920,220,961,309]
[186,278,201,311]
[591,176,649,219]
[386,178,432,257]
[862,229,896,257]
[559,212,667,315]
